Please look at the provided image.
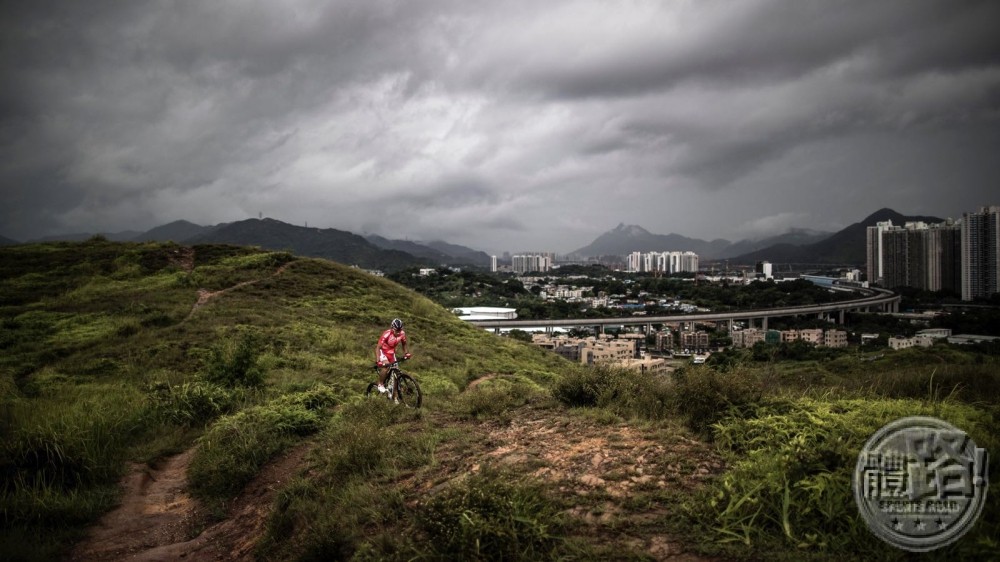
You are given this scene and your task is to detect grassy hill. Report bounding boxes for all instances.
[1,240,998,561]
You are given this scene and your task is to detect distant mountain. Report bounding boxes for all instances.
[27,231,142,243]
[365,235,453,263]
[185,218,430,272]
[572,224,732,259]
[132,220,219,242]
[725,208,946,265]
[0,234,19,246]
[423,240,492,267]
[365,236,492,267]
[715,228,832,260]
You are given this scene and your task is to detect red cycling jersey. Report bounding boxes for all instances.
[377,328,407,364]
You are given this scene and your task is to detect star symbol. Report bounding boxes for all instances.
[892,518,903,531]
[936,518,948,530]
[914,520,926,531]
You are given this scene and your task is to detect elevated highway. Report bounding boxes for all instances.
[467,287,900,333]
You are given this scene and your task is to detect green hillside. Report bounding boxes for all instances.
[2,240,998,561]
[0,240,574,559]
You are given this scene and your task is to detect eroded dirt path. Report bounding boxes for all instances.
[69,374,722,561]
[67,445,310,562]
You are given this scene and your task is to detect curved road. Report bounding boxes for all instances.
[467,286,900,332]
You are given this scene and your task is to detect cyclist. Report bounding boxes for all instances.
[375,318,410,394]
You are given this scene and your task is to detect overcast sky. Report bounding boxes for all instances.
[2,0,998,254]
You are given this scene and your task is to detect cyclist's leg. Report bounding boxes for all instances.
[377,350,392,390]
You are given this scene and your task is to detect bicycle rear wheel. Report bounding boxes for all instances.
[394,373,422,408]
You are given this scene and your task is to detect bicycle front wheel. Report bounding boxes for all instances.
[394,373,422,408]
[365,382,391,401]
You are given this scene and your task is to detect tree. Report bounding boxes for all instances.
[507,329,532,343]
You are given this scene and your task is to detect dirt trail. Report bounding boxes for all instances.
[67,445,310,562]
[185,259,294,320]
[68,372,720,561]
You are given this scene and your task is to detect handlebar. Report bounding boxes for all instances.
[373,356,410,369]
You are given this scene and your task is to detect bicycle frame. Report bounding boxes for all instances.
[367,357,421,407]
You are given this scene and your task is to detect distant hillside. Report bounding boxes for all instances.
[572,224,731,259]
[365,235,453,263]
[725,208,945,265]
[715,228,832,260]
[424,240,492,267]
[27,230,142,243]
[132,219,218,242]
[365,236,491,267]
[185,218,429,272]
[0,234,18,246]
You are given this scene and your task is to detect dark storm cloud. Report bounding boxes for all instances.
[1,0,998,252]
[484,1,1000,98]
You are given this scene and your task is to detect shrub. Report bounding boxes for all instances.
[256,401,432,561]
[201,331,267,388]
[449,377,544,422]
[188,386,337,502]
[682,397,999,557]
[670,365,763,436]
[148,381,243,426]
[553,364,672,420]
[417,471,567,561]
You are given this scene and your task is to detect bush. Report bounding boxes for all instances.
[553,364,673,420]
[188,386,337,502]
[682,397,1000,557]
[417,471,567,561]
[201,331,267,388]
[256,400,432,561]
[149,380,244,426]
[449,377,544,422]
[670,366,763,436]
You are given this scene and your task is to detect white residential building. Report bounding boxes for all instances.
[627,251,699,274]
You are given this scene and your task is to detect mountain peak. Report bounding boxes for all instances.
[574,224,732,259]
[611,224,651,237]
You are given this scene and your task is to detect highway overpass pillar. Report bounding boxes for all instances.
[762,317,769,331]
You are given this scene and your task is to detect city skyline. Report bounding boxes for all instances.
[2,1,998,255]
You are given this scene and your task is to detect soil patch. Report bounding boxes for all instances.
[67,444,311,562]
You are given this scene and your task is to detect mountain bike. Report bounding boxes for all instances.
[365,357,422,408]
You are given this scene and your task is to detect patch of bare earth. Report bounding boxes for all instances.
[418,385,727,560]
[66,445,310,562]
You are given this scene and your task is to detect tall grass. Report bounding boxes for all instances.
[188,386,338,505]
[416,470,570,561]
[1,384,152,528]
[256,401,435,560]
[670,365,766,437]
[447,375,550,422]
[680,396,999,559]
[553,364,673,421]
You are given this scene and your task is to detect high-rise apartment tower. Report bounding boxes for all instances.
[961,206,1000,301]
